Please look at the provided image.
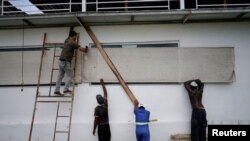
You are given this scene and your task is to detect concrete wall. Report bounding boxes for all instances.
[0,21,250,141]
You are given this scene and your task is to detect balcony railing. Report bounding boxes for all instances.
[0,0,82,15]
[86,0,178,12]
[195,0,250,9]
[1,0,250,16]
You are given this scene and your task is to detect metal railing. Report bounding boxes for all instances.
[1,0,250,16]
[1,0,82,16]
[0,0,181,15]
[86,0,174,12]
[195,0,250,9]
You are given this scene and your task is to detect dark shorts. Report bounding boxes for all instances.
[98,124,111,141]
[191,108,207,141]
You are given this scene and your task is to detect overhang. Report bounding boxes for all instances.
[0,8,250,29]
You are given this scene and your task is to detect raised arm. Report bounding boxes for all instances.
[199,83,204,93]
[184,79,194,93]
[100,78,107,102]
[195,79,204,93]
[134,99,139,109]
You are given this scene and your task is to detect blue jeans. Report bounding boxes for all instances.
[55,60,72,92]
[136,125,150,141]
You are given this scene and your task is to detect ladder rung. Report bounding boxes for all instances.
[55,55,60,57]
[52,68,59,70]
[57,115,70,118]
[37,97,73,102]
[55,131,69,133]
[37,101,72,103]
[45,43,64,46]
[38,95,72,98]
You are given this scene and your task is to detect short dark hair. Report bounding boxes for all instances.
[191,86,199,91]
[96,94,104,104]
[69,30,77,37]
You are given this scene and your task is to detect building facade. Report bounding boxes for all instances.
[0,1,250,141]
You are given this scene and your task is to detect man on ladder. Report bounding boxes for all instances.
[54,30,88,96]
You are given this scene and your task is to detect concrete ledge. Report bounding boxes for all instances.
[171,134,208,141]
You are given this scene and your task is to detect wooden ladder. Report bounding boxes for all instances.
[28,33,79,141]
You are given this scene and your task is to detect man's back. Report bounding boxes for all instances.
[60,39,79,62]
[134,108,150,123]
[95,104,109,125]
[134,106,150,141]
[184,79,204,109]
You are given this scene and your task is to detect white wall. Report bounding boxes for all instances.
[0,21,250,141]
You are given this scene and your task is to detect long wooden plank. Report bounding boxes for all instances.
[82,25,138,104]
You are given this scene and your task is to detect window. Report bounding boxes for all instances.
[90,41,179,48]
[90,41,179,85]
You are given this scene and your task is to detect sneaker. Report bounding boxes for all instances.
[54,91,64,96]
[63,90,72,94]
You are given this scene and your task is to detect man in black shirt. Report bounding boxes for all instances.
[93,78,111,141]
